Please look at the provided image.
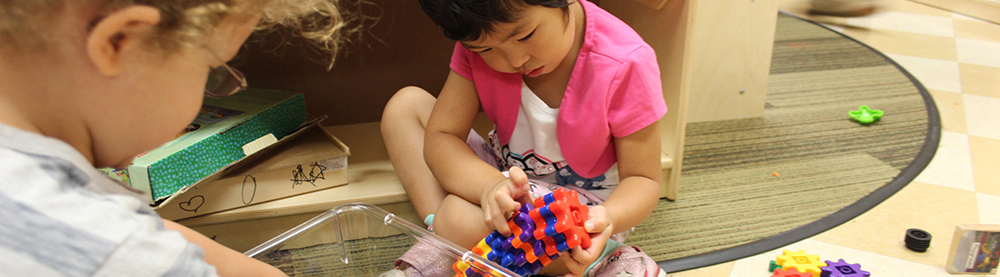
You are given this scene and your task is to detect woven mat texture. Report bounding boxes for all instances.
[627,14,929,261]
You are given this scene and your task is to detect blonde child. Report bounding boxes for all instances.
[381,0,667,275]
[0,1,346,275]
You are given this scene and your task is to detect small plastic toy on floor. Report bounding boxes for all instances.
[452,188,590,277]
[768,250,870,277]
[775,249,827,276]
[772,267,814,277]
[848,105,884,124]
[821,259,870,277]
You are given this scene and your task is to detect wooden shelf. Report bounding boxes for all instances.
[175,121,677,227]
[176,123,404,227]
[661,152,673,170]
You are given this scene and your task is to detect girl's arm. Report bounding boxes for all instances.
[424,70,504,201]
[601,121,662,234]
[424,71,529,232]
[566,122,662,275]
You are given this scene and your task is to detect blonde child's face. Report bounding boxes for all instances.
[2,1,343,169]
[460,5,577,77]
[89,11,261,167]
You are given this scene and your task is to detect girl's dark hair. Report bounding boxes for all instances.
[418,0,571,41]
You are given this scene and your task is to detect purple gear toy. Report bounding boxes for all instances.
[821,259,870,277]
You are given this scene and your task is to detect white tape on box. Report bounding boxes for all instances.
[243,133,277,156]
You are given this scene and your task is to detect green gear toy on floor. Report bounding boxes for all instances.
[849,105,883,124]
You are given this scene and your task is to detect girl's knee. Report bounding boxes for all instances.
[391,86,428,102]
[384,86,429,112]
[381,86,434,125]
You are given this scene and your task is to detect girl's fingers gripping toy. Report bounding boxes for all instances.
[453,188,591,276]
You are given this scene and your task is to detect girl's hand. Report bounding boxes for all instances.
[564,205,614,277]
[480,167,530,235]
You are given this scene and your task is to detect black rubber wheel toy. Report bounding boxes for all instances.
[905,228,932,252]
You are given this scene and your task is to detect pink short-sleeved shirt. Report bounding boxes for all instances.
[449,0,667,178]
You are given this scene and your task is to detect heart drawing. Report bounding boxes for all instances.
[179,195,205,213]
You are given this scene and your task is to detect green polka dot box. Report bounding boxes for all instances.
[110,89,307,204]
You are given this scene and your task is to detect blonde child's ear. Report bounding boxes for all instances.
[86,5,161,76]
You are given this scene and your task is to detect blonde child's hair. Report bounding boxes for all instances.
[0,0,349,64]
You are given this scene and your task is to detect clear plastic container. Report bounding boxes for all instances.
[245,203,518,276]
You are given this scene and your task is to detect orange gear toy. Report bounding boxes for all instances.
[453,188,592,276]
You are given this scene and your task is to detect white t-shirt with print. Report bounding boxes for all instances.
[488,82,619,200]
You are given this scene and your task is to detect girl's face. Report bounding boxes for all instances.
[461,4,579,77]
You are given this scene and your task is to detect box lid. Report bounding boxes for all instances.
[132,89,303,166]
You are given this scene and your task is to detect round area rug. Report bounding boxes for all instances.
[627,13,941,273]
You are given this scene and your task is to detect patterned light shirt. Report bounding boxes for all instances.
[0,123,218,276]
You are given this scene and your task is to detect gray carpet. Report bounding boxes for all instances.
[631,13,940,272]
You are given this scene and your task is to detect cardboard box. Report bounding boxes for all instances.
[156,120,349,221]
[947,224,1000,274]
[120,89,307,203]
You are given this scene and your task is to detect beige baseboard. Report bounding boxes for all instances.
[909,0,1000,24]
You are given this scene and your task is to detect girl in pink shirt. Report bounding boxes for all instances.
[382,0,666,275]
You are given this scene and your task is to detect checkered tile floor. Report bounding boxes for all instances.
[669,0,1000,275]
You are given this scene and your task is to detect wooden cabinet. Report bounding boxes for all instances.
[601,0,777,200]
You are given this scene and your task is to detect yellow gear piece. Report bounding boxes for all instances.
[776,249,827,276]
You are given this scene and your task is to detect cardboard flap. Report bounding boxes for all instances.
[153,115,327,205]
